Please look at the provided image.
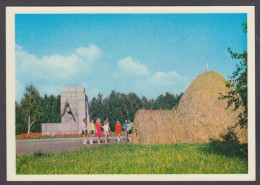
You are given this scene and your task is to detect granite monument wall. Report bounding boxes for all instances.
[42,86,90,135]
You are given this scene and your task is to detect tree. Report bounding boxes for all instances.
[152,92,181,110]
[89,90,184,131]
[141,96,152,109]
[41,94,61,123]
[219,22,247,128]
[106,91,122,131]
[20,84,43,133]
[176,93,184,105]
[125,93,142,121]
[15,101,26,135]
[89,93,106,124]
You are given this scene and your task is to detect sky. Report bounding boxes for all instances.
[15,13,247,102]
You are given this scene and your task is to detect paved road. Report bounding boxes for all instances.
[16,137,127,155]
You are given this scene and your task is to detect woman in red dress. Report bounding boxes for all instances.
[115,120,122,142]
[95,118,102,144]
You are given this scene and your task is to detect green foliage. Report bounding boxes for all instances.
[140,96,153,109]
[40,94,61,123]
[89,93,106,124]
[152,92,183,110]
[219,22,247,128]
[16,85,61,135]
[242,22,247,33]
[15,101,27,135]
[89,91,183,131]
[16,143,248,174]
[19,84,43,134]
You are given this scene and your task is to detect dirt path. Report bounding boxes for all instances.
[16,136,128,155]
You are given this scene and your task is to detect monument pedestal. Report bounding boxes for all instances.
[42,86,90,135]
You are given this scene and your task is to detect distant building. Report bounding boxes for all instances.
[42,86,90,135]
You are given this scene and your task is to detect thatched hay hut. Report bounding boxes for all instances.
[132,71,248,144]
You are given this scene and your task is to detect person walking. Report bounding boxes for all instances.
[82,118,88,145]
[127,120,133,142]
[115,120,122,142]
[123,120,128,141]
[95,118,102,145]
[88,119,95,145]
[102,118,110,144]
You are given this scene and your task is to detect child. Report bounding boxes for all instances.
[102,118,110,144]
[123,120,128,141]
[115,120,122,142]
[127,120,133,142]
[88,120,95,145]
[82,118,88,145]
[95,119,102,144]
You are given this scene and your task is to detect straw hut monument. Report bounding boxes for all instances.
[132,71,248,144]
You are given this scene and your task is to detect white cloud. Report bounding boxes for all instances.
[149,70,182,86]
[135,70,188,98]
[16,44,102,80]
[15,44,102,102]
[113,56,187,97]
[116,57,149,76]
[75,44,102,61]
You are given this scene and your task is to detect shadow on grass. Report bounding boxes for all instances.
[201,126,248,160]
[33,150,46,158]
[200,141,248,160]
[218,126,240,143]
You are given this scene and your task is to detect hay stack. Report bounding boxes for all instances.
[132,109,184,144]
[177,71,247,143]
[132,71,248,144]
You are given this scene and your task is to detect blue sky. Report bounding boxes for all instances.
[15,13,247,102]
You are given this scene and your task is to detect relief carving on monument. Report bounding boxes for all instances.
[62,100,76,123]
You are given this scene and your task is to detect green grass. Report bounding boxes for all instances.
[16,142,247,174]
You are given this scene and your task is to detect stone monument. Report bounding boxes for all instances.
[42,86,90,135]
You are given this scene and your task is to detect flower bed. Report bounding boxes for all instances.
[17,131,117,139]
[53,132,83,138]
[16,132,83,139]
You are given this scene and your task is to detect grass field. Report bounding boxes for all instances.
[16,142,247,174]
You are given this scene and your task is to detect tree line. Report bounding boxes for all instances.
[15,85,183,135]
[89,91,183,132]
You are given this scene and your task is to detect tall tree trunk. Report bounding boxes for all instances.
[27,115,30,134]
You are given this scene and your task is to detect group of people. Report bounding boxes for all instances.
[82,118,133,145]
[116,119,133,142]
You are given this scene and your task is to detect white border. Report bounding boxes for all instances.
[6,6,256,181]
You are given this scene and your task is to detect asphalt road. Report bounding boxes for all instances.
[16,136,128,155]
